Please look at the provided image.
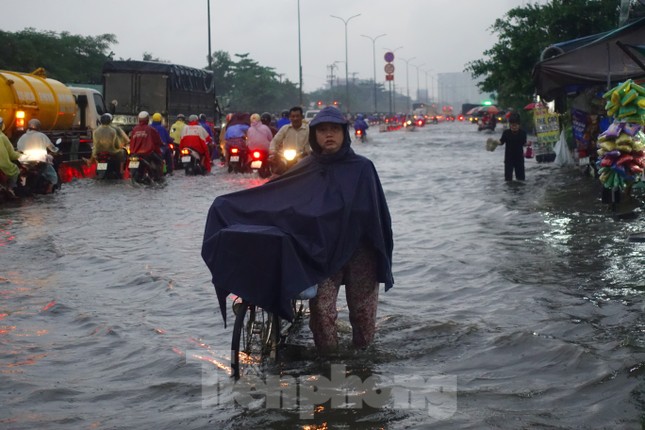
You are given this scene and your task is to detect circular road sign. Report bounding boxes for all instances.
[384,63,395,74]
[384,52,395,62]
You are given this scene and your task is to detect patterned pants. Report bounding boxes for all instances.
[309,244,379,352]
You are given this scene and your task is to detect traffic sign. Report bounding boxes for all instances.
[384,63,395,74]
[384,52,394,62]
[386,74,394,81]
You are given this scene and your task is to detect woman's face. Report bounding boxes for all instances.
[315,123,344,154]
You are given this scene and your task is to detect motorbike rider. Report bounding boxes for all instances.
[268,106,310,172]
[276,109,290,129]
[224,112,251,164]
[89,113,127,173]
[150,112,174,175]
[247,113,273,153]
[180,114,212,173]
[353,113,369,139]
[0,117,21,196]
[170,114,187,146]
[129,111,164,178]
[199,113,219,162]
[16,118,60,193]
[260,112,278,136]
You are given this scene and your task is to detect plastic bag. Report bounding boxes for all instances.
[554,130,575,167]
[486,138,499,152]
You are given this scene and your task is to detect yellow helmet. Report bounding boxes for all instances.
[152,112,163,122]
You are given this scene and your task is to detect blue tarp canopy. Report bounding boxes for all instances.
[533,17,645,100]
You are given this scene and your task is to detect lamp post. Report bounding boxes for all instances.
[297,0,303,106]
[361,33,386,113]
[414,63,425,104]
[384,46,402,115]
[401,56,416,112]
[331,13,361,114]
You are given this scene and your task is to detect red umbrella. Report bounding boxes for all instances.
[478,105,499,114]
[524,102,543,110]
[466,107,480,115]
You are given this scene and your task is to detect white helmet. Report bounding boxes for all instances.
[138,111,150,120]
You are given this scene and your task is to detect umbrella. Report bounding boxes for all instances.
[466,107,480,115]
[524,102,544,110]
[477,105,499,114]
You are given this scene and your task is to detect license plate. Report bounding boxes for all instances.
[181,156,191,163]
[230,156,239,162]
[97,162,108,170]
[129,161,140,169]
[251,160,262,169]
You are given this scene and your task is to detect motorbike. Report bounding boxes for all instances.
[354,128,367,142]
[227,140,249,174]
[128,153,164,185]
[269,148,303,176]
[15,139,62,197]
[95,151,124,180]
[180,147,206,175]
[169,142,182,170]
[478,118,496,132]
[248,148,271,179]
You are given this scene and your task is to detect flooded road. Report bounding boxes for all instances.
[1,121,645,429]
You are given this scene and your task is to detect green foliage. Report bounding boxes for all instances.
[466,0,619,111]
[0,28,117,84]
[207,51,301,113]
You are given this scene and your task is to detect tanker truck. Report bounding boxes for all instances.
[0,67,106,163]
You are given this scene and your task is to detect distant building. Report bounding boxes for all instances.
[435,72,489,109]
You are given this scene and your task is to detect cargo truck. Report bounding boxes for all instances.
[0,68,106,163]
[102,60,217,133]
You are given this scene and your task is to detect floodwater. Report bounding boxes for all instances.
[1,121,645,429]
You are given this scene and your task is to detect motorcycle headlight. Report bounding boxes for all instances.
[283,149,297,161]
[19,148,48,163]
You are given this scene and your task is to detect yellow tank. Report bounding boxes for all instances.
[0,68,77,138]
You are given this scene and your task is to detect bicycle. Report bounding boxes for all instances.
[230,296,307,380]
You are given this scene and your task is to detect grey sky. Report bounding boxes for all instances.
[8,0,541,93]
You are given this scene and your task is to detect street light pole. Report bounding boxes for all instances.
[414,63,425,104]
[401,56,416,112]
[361,33,386,114]
[331,13,361,114]
[298,0,303,106]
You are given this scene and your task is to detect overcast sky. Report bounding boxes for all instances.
[7,0,543,94]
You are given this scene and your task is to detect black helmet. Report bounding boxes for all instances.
[281,110,289,117]
[199,113,207,121]
[100,113,113,125]
[260,112,272,123]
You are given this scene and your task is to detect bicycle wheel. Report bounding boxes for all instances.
[231,300,273,379]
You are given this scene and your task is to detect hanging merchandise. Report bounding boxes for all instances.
[597,79,645,191]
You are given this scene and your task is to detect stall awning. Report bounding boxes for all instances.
[533,17,645,100]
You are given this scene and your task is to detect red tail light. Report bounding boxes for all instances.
[231,147,239,154]
[252,151,261,159]
[181,148,190,155]
[169,143,174,151]
[417,120,423,126]
[356,129,363,136]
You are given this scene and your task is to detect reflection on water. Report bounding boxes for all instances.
[1,122,644,429]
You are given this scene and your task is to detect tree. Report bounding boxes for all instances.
[0,28,117,84]
[466,0,619,110]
